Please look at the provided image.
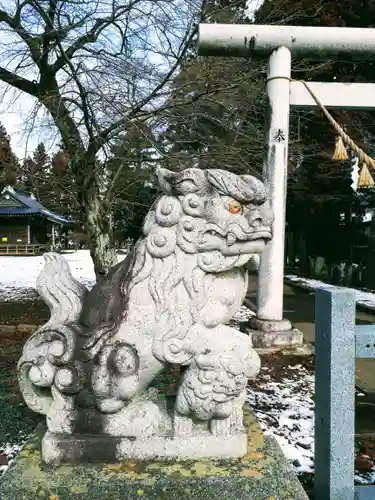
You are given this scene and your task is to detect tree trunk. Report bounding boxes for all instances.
[38,79,117,280]
[75,159,117,282]
[80,173,117,281]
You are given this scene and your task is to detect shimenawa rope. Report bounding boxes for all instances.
[266,76,375,185]
[299,80,375,170]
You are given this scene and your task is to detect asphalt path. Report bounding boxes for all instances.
[246,274,375,395]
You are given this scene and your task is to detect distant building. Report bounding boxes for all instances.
[0,185,73,255]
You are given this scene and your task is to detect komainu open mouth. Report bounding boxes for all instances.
[245,230,272,242]
[202,225,272,247]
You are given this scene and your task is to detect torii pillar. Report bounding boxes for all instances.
[198,23,375,348]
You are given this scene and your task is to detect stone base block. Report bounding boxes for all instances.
[0,407,308,500]
[251,328,304,348]
[249,317,293,333]
[42,429,248,465]
[40,389,248,465]
[248,317,304,348]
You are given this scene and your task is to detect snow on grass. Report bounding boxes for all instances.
[286,274,375,311]
[0,250,126,301]
[248,363,315,474]
[0,437,28,475]
[248,361,375,485]
[2,253,375,484]
[0,399,40,478]
[356,467,375,486]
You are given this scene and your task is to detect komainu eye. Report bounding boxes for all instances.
[228,200,242,214]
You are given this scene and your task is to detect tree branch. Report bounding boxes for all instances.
[106,163,125,205]
[29,0,57,70]
[0,5,42,63]
[0,66,38,96]
[51,2,141,73]
[102,82,239,203]
[105,83,240,144]
[88,4,207,157]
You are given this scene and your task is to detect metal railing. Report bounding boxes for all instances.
[0,244,44,255]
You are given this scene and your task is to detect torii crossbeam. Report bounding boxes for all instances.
[198,23,375,349]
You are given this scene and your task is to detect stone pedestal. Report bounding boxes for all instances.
[39,388,248,465]
[249,317,304,348]
[0,406,308,500]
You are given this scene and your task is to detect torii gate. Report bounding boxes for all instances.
[198,23,375,348]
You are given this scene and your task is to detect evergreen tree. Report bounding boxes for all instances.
[48,148,75,216]
[106,122,158,242]
[160,0,265,176]
[34,142,49,170]
[19,142,50,200]
[20,156,37,194]
[0,122,19,189]
[19,142,78,221]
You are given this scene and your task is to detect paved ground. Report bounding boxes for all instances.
[246,274,375,397]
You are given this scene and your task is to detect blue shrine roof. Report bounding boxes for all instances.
[0,186,73,224]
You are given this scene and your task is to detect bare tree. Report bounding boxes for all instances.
[0,0,205,278]
[157,0,327,179]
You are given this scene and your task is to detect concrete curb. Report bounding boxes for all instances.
[284,278,375,315]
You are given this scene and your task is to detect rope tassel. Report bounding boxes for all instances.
[358,163,375,189]
[332,136,348,161]
[299,81,375,189]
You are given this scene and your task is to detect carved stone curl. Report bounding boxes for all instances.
[18,167,273,464]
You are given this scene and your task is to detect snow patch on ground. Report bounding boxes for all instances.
[248,363,375,484]
[248,364,315,474]
[286,274,375,311]
[0,434,29,475]
[231,305,255,322]
[0,251,126,301]
[356,468,375,486]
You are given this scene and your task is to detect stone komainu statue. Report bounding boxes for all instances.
[18,167,273,464]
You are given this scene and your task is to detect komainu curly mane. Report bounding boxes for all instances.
[18,167,273,451]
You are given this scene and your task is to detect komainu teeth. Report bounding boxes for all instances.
[227,233,236,246]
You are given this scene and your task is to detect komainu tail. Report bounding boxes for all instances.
[37,252,88,327]
[17,253,88,415]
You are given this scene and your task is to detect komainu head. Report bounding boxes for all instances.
[142,167,273,272]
